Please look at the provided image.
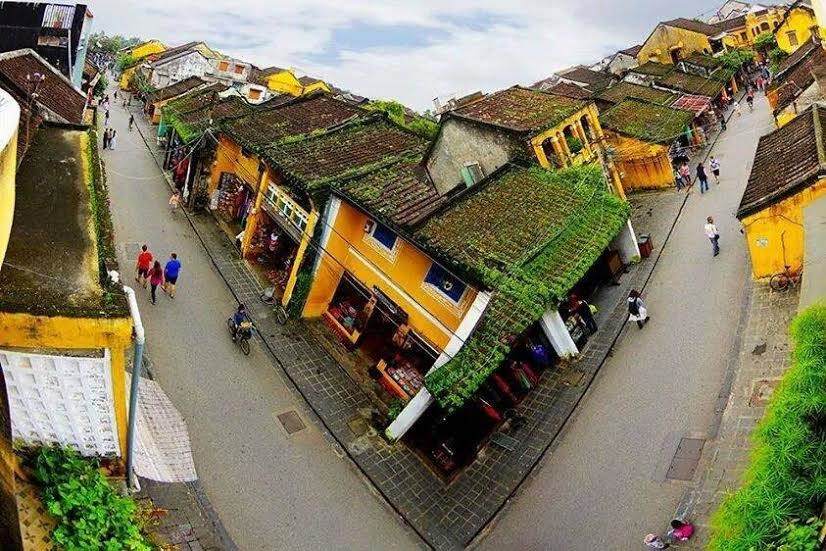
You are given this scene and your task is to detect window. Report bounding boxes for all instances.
[760,22,770,32]
[234,65,244,75]
[369,222,398,251]
[218,60,229,72]
[424,263,467,303]
[249,89,261,100]
[741,32,748,42]
[787,30,799,47]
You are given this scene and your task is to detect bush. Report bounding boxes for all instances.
[30,445,154,550]
[708,304,826,551]
[93,74,108,98]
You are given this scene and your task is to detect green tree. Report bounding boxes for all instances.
[754,32,778,54]
[92,75,108,98]
[366,100,438,140]
[719,49,756,70]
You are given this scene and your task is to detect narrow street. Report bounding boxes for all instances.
[102,89,421,550]
[481,96,777,550]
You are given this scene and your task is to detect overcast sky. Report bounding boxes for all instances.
[87,0,738,111]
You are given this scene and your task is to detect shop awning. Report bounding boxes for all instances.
[670,94,712,116]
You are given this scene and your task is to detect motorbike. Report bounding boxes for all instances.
[227,317,253,355]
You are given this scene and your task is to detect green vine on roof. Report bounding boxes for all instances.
[365,100,438,140]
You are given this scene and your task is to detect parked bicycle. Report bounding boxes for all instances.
[769,265,802,292]
[260,287,288,325]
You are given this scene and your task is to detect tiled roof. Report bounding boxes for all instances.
[168,95,254,143]
[771,45,826,113]
[150,41,200,63]
[631,61,673,77]
[298,76,324,86]
[452,86,587,135]
[596,81,676,106]
[161,83,228,118]
[0,50,86,125]
[417,164,630,410]
[663,17,724,36]
[264,115,427,190]
[714,14,747,31]
[221,93,363,150]
[558,66,613,91]
[544,82,593,100]
[147,76,208,104]
[619,44,643,57]
[738,104,826,218]
[338,159,447,228]
[683,53,722,70]
[600,98,695,143]
[670,93,712,115]
[656,70,726,97]
[775,39,819,79]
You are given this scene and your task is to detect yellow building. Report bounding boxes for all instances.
[599,99,696,191]
[774,3,819,53]
[0,88,18,267]
[637,18,728,65]
[737,104,826,278]
[118,40,166,89]
[298,76,331,95]
[144,76,209,124]
[426,86,626,199]
[717,7,786,48]
[767,41,826,126]
[253,66,305,96]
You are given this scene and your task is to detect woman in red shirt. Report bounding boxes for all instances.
[148,261,165,304]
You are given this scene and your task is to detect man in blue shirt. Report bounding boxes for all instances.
[163,253,182,299]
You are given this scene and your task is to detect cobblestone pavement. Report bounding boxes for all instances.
[677,283,800,549]
[123,93,725,548]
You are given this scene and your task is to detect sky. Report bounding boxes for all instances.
[87,0,740,111]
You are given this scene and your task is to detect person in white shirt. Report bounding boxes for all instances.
[705,216,720,257]
[710,156,721,184]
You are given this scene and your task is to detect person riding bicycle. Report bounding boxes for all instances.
[128,114,134,130]
[230,304,251,341]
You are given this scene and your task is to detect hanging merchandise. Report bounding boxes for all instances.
[216,172,244,222]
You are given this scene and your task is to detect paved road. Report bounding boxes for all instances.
[102,90,420,551]
[481,96,777,550]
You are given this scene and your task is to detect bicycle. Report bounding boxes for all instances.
[769,266,802,292]
[260,287,288,325]
[227,318,253,355]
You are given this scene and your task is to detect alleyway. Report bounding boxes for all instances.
[102,89,421,550]
[481,96,778,549]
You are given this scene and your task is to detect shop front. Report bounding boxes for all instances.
[212,172,256,242]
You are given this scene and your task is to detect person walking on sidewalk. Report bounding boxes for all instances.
[705,216,720,257]
[673,167,685,191]
[148,261,165,304]
[168,191,181,212]
[110,129,117,151]
[569,294,598,334]
[135,244,153,288]
[102,127,109,150]
[710,156,721,184]
[679,162,692,190]
[644,534,669,549]
[163,253,181,299]
[128,114,134,131]
[696,162,710,194]
[628,290,649,329]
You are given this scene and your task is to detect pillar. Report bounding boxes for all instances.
[730,76,738,94]
[550,135,568,167]
[539,309,578,359]
[385,291,492,441]
[610,219,641,264]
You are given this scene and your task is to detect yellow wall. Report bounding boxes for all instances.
[304,200,477,350]
[119,66,136,90]
[265,71,304,97]
[302,81,331,95]
[209,135,263,196]
[776,8,818,53]
[741,177,826,278]
[638,25,714,65]
[0,123,17,270]
[607,133,674,191]
[130,40,166,61]
[0,313,133,460]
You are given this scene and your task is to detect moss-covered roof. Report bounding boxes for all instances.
[452,85,588,135]
[683,53,722,70]
[599,98,695,144]
[417,164,630,411]
[656,70,726,97]
[596,81,677,106]
[166,95,254,143]
[631,61,673,77]
[263,115,427,191]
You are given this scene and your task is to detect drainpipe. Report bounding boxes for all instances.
[119,279,145,489]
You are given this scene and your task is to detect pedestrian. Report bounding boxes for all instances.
[666,519,695,543]
[168,191,181,212]
[104,109,110,125]
[710,156,721,183]
[148,260,164,304]
[163,253,181,299]
[110,129,117,150]
[569,294,598,334]
[135,244,153,288]
[128,114,134,131]
[705,216,720,257]
[644,534,669,549]
[733,100,741,116]
[746,88,755,111]
[679,162,692,189]
[628,290,649,329]
[696,162,709,194]
[674,167,685,191]
[716,108,727,131]
[102,127,108,150]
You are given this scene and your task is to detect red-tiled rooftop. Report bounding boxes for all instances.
[738,104,826,218]
[558,66,613,91]
[148,76,208,104]
[771,45,826,113]
[0,49,86,125]
[662,17,723,36]
[544,82,592,100]
[452,86,587,135]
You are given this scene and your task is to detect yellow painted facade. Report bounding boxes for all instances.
[0,313,134,460]
[723,9,786,48]
[302,81,331,95]
[129,40,166,61]
[264,70,304,97]
[606,133,674,191]
[304,200,477,351]
[0,120,17,269]
[775,7,819,53]
[638,25,717,65]
[741,177,826,278]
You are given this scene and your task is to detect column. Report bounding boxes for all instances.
[550,135,568,167]
[610,219,641,264]
[730,76,738,94]
[386,291,492,441]
[539,308,578,359]
[532,140,551,169]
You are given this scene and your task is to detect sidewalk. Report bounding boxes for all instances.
[677,283,799,548]
[128,103,716,548]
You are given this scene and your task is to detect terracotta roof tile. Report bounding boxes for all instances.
[600,98,695,143]
[543,81,593,100]
[738,104,826,218]
[0,50,86,125]
[558,66,614,91]
[771,45,826,113]
[663,17,723,36]
[775,39,820,79]
[714,14,746,31]
[452,86,587,135]
[631,61,673,77]
[619,44,643,57]
[147,76,208,104]
[656,70,726,96]
[596,81,676,106]
[683,53,723,70]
